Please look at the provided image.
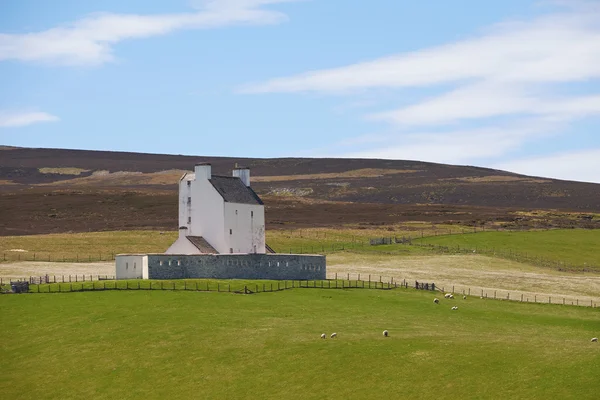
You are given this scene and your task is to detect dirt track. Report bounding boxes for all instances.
[327,254,600,305]
[2,256,599,306]
[0,261,114,280]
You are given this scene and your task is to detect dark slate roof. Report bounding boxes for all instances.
[186,236,218,253]
[209,176,264,205]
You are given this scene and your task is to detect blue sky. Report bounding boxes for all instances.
[1,0,600,183]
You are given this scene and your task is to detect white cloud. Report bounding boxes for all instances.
[241,5,600,94]
[243,1,600,185]
[370,83,600,127]
[335,119,558,164]
[0,0,298,66]
[494,149,600,183]
[0,111,60,128]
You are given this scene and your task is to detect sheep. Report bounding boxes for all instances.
[444,293,454,299]
[463,296,467,300]
[434,298,440,304]
[320,333,326,339]
[383,330,389,337]
[451,306,458,310]
[331,333,337,339]
[592,337,598,343]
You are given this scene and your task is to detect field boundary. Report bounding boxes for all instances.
[2,275,597,308]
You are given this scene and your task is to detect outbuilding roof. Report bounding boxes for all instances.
[209,176,264,205]
[186,236,218,253]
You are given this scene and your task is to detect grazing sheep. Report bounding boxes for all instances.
[434,298,440,304]
[383,330,389,337]
[444,293,451,298]
[331,333,337,339]
[592,337,598,342]
[320,333,326,339]
[463,296,467,300]
[451,306,458,310]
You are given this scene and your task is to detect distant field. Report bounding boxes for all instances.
[414,229,600,269]
[0,231,177,261]
[1,288,599,400]
[0,227,464,261]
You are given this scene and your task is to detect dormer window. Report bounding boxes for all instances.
[187,181,191,187]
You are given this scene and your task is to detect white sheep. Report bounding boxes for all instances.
[444,293,451,298]
[463,296,467,300]
[451,306,458,310]
[434,298,440,304]
[331,333,337,339]
[592,337,598,342]
[383,330,389,337]
[320,333,326,339]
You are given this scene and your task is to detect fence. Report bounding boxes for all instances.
[1,277,403,295]
[3,273,596,308]
[409,242,599,273]
[2,252,116,263]
[0,275,116,286]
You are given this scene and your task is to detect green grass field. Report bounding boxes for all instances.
[2,288,599,400]
[414,229,600,268]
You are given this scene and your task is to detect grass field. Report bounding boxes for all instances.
[0,226,465,262]
[414,229,600,268]
[2,288,599,400]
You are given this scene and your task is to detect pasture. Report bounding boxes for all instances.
[414,229,600,269]
[2,287,599,400]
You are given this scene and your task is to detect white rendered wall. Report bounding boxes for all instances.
[165,234,202,255]
[224,202,265,253]
[115,255,147,279]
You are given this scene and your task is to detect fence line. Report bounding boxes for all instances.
[2,252,116,263]
[2,273,597,308]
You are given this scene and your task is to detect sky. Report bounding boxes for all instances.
[1,0,600,183]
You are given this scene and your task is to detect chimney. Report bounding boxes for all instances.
[233,166,250,187]
[194,163,211,180]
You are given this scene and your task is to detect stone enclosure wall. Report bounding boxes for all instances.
[143,254,326,280]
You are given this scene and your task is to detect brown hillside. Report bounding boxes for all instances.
[1,146,599,235]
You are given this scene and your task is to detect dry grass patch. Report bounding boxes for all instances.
[38,167,89,175]
[327,253,600,304]
[253,168,419,182]
[0,261,114,279]
[40,170,186,186]
[443,175,550,184]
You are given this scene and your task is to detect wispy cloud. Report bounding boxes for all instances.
[0,111,60,128]
[0,0,298,66]
[241,3,600,94]
[494,149,600,184]
[242,1,600,183]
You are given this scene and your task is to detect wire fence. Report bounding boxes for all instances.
[1,252,116,263]
[2,274,597,308]
[408,242,600,273]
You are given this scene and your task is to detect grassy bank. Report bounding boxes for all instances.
[413,229,600,269]
[1,288,599,399]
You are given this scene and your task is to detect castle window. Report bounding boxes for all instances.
[126,262,129,270]
[188,216,191,224]
[230,248,233,254]
[134,262,136,269]
[230,229,232,235]
[251,211,254,217]
[187,181,191,187]
[187,197,191,205]
[235,210,238,215]
[159,261,163,266]
[177,260,181,266]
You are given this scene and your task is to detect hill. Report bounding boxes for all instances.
[1,146,599,235]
